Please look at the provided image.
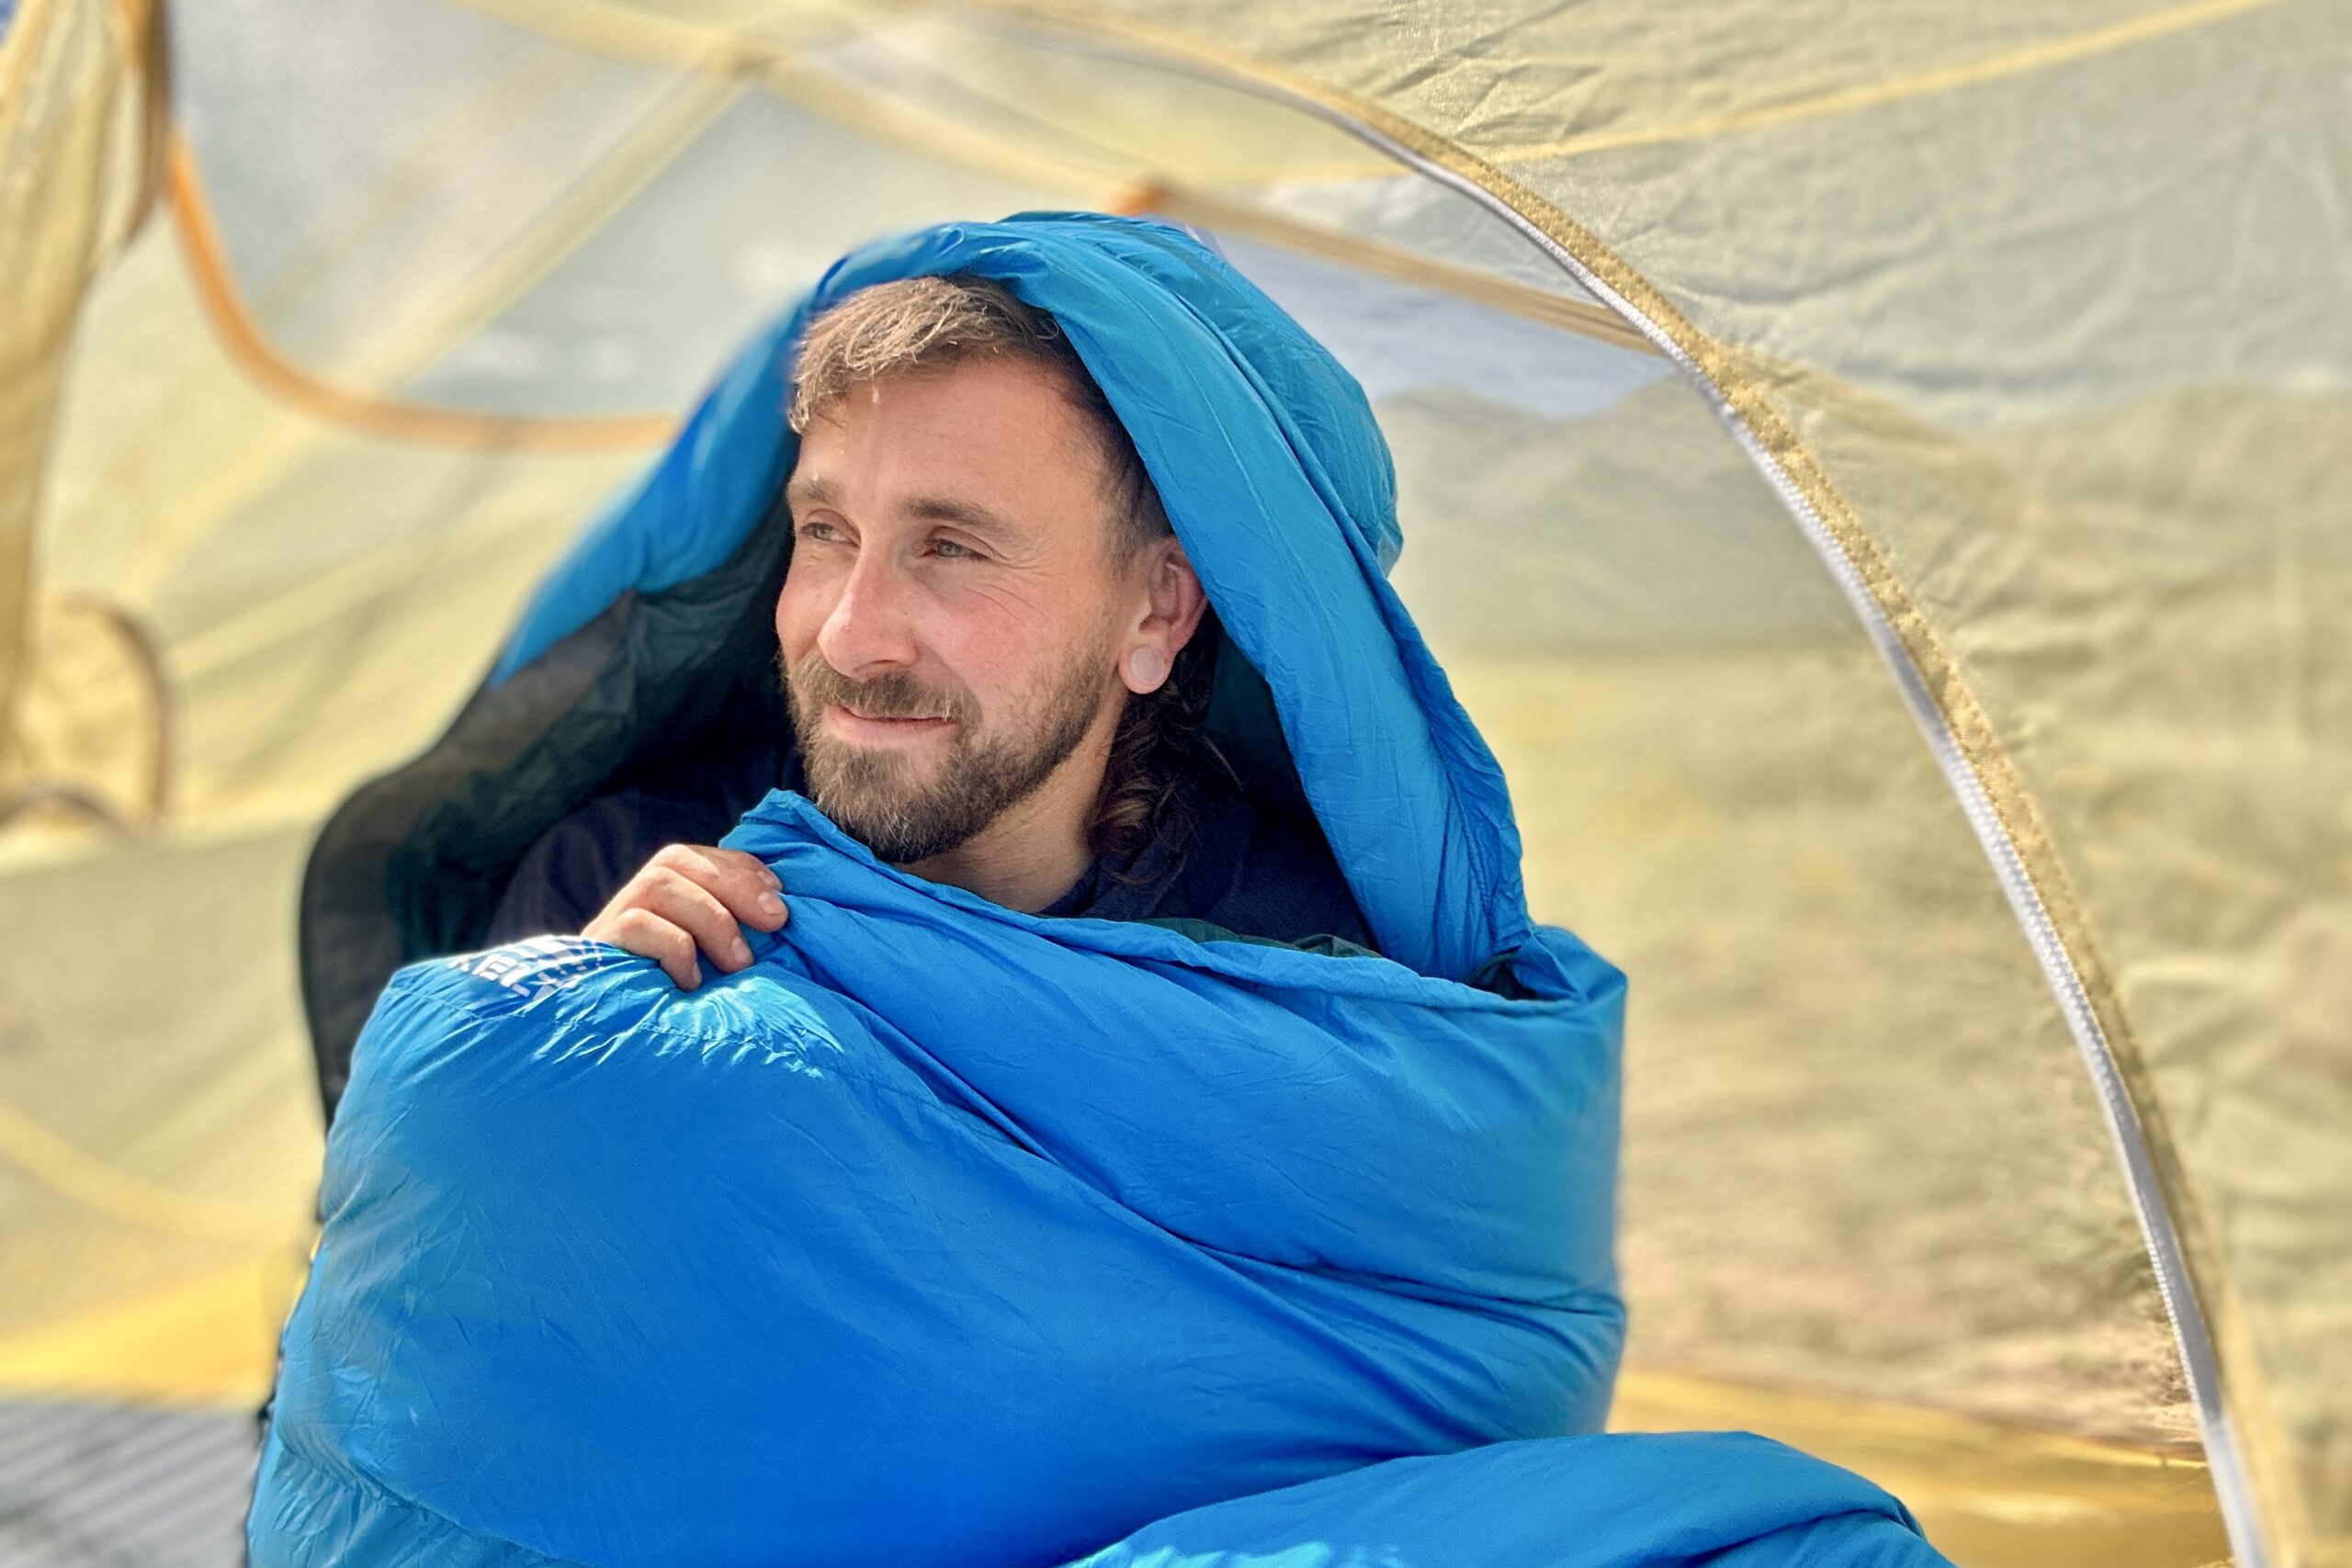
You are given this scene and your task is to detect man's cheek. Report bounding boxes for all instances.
[924,619,1039,716]
[775,607,834,671]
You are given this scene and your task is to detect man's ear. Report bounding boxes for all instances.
[1119,538,1208,695]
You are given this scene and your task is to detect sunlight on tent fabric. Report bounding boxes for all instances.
[5,0,2346,1563]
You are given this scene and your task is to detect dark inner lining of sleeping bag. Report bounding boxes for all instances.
[389,496,797,961]
[300,477,1343,1112]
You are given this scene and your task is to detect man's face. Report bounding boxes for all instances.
[776,355,1131,863]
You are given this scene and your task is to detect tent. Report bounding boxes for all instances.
[2,0,2342,1562]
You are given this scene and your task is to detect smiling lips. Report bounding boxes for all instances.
[827,704,956,741]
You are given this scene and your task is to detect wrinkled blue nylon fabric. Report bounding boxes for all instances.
[254,797,1627,1565]
[1066,1433,1947,1568]
[252,214,1948,1566]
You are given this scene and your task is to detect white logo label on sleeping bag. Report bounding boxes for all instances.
[446,936,609,999]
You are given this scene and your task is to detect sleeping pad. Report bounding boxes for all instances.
[256,212,1952,1565]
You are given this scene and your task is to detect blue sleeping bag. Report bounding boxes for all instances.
[254,214,1950,1566]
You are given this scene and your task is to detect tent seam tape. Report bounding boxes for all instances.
[1304,107,2274,1568]
[1314,122,2274,1568]
[160,135,674,451]
[1448,0,2281,164]
[944,11,2277,1562]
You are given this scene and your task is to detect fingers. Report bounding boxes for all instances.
[629,864,758,974]
[581,844,788,991]
[600,907,703,991]
[677,845,789,934]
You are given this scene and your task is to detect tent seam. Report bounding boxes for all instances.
[1318,123,2278,1568]
[1317,111,2278,1568]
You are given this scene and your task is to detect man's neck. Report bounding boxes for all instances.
[901,732,1113,914]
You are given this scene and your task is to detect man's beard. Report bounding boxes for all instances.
[783,645,1111,864]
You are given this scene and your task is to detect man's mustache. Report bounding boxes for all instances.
[783,652,978,727]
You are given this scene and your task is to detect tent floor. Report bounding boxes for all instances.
[1613,1371,2231,1567]
[0,1397,256,1568]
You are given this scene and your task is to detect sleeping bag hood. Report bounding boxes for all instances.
[266,214,1948,1568]
[300,209,1536,1107]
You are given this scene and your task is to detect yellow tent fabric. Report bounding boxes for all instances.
[4,1,2342,1563]
[1057,10,2348,1562]
[0,0,161,829]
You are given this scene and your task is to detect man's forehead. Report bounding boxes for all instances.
[786,377,1125,543]
[793,357,1115,483]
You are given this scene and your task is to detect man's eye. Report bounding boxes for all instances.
[930,538,978,560]
[796,520,843,543]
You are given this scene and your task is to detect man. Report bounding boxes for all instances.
[258,213,1934,1568]
[484,276,1374,983]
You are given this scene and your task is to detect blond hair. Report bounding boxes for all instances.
[787,276,1167,560]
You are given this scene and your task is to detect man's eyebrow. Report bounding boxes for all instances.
[905,494,1022,536]
[784,476,1023,538]
[784,474,834,513]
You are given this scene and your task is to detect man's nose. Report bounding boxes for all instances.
[814,553,921,678]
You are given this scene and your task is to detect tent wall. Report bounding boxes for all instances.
[8,3,2340,1564]
[979,4,2346,1561]
[0,0,161,827]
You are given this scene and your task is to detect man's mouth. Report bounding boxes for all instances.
[826,703,956,740]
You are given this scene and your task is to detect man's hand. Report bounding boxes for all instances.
[582,844,788,990]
